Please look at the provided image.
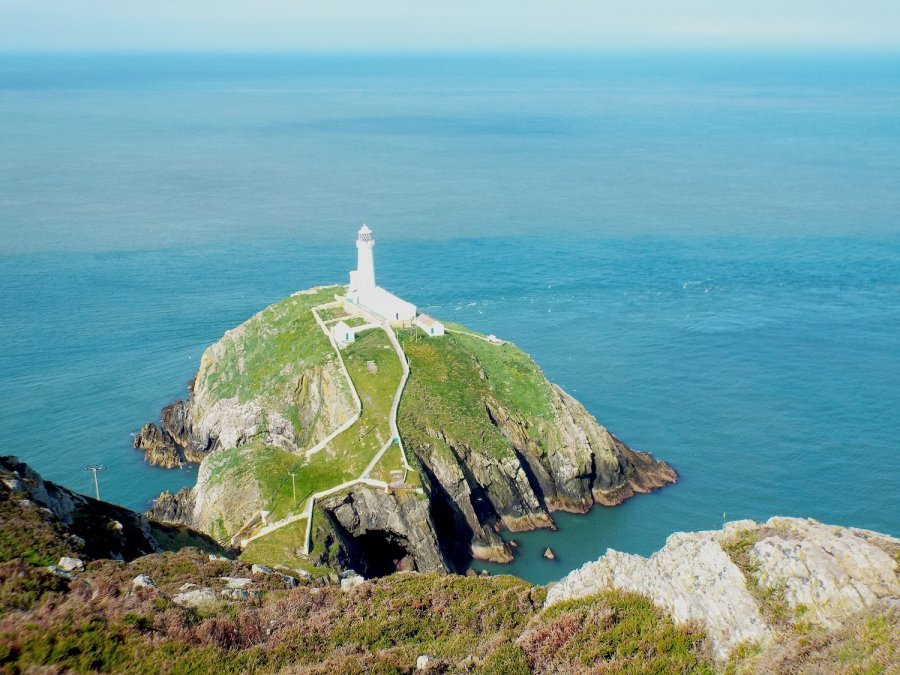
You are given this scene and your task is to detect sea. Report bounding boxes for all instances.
[1,53,898,584]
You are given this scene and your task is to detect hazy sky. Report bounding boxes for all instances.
[1,0,899,52]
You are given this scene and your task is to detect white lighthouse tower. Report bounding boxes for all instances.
[352,224,375,290]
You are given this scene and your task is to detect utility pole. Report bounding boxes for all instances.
[83,465,106,500]
[289,471,298,507]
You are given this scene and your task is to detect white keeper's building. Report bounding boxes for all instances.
[346,225,418,323]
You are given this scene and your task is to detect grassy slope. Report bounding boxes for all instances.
[397,327,555,467]
[197,286,347,446]
[234,327,404,562]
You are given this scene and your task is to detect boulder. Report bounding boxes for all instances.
[340,575,365,592]
[57,556,84,572]
[219,576,252,589]
[132,574,156,589]
[220,588,250,601]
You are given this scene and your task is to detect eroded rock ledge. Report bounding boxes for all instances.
[545,517,900,662]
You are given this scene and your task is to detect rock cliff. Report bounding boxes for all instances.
[0,456,222,563]
[545,517,900,663]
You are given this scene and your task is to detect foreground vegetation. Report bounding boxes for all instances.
[0,548,714,674]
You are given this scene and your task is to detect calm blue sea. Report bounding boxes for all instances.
[1,54,898,583]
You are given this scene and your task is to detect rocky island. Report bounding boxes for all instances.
[139,281,675,578]
[5,227,892,672]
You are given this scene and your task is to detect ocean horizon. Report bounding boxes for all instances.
[2,53,898,583]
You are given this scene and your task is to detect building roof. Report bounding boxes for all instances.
[415,314,442,328]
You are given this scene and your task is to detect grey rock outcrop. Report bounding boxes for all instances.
[132,574,156,589]
[57,556,84,572]
[173,587,218,608]
[316,485,448,576]
[545,517,900,662]
[1,455,161,562]
[148,488,195,525]
[133,422,182,468]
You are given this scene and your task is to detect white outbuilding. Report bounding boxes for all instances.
[414,314,445,337]
[331,320,355,347]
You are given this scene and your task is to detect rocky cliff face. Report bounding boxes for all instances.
[313,485,448,577]
[398,331,676,569]
[545,517,900,663]
[0,456,221,562]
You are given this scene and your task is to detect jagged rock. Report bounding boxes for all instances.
[750,517,900,628]
[133,422,182,468]
[132,574,156,589]
[543,547,555,560]
[3,477,24,492]
[174,587,217,607]
[161,400,194,454]
[57,556,84,572]
[148,488,195,525]
[278,573,299,588]
[546,517,900,662]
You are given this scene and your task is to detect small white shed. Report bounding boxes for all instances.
[415,314,445,337]
[331,320,355,346]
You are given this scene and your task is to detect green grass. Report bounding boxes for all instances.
[196,287,348,439]
[0,490,74,567]
[397,329,555,467]
[368,442,405,484]
[240,520,309,570]
[258,328,404,523]
[316,303,350,323]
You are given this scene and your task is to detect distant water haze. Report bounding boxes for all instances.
[1,54,898,583]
